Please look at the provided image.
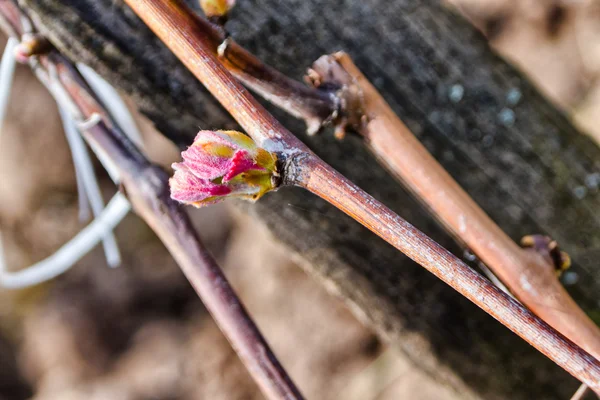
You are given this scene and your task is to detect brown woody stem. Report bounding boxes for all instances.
[81,120,304,400]
[216,40,336,135]
[164,3,336,134]
[124,0,600,392]
[301,159,600,388]
[0,4,303,399]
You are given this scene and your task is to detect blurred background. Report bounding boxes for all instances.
[0,1,599,399]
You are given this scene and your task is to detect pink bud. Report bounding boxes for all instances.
[170,130,278,207]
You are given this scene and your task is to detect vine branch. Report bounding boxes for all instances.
[123,0,600,392]
[125,0,600,367]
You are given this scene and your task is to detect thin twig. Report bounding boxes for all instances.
[144,0,600,366]
[570,384,591,400]
[123,0,600,392]
[0,4,303,399]
[158,4,336,135]
[63,58,305,400]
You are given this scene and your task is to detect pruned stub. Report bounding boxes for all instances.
[305,53,367,140]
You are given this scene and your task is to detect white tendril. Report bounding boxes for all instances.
[0,38,17,142]
[0,193,131,288]
[0,38,141,288]
[59,106,122,267]
[77,63,144,149]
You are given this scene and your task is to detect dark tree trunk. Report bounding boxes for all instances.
[17,0,600,399]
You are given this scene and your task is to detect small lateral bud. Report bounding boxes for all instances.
[170,130,279,207]
[199,0,235,20]
[521,234,571,277]
[14,33,51,63]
